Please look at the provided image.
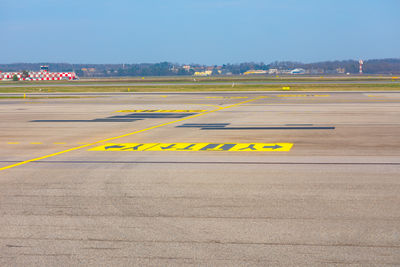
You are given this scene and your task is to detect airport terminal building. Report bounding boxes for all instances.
[0,66,77,81]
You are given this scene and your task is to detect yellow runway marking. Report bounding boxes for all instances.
[0,96,265,172]
[115,110,207,113]
[90,143,293,152]
[7,142,20,145]
[30,142,43,145]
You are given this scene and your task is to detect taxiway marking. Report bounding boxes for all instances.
[89,143,293,152]
[0,96,265,172]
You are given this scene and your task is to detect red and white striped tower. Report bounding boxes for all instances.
[359,60,364,74]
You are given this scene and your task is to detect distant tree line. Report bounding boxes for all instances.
[1,58,399,77]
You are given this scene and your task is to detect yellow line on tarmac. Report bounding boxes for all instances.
[0,96,264,172]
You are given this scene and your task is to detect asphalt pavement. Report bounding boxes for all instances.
[0,91,400,266]
[0,80,399,88]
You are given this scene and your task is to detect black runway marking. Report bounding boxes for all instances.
[202,127,336,130]
[112,113,196,119]
[32,119,142,122]
[177,123,230,128]
[177,123,335,130]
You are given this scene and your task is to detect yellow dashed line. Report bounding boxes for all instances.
[7,142,20,144]
[30,142,43,145]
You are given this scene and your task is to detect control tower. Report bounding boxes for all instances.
[40,65,49,73]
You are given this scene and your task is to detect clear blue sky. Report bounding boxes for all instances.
[1,0,399,64]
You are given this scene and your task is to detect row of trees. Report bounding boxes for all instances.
[1,59,400,77]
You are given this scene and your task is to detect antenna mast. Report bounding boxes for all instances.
[359,60,364,74]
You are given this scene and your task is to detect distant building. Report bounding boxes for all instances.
[280,69,292,74]
[0,66,77,81]
[290,68,306,74]
[244,70,267,75]
[268,68,279,74]
[194,70,213,76]
[336,68,345,74]
[169,66,179,73]
[182,65,191,71]
[192,67,205,72]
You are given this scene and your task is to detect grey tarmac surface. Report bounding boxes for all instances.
[0,91,400,266]
[0,80,400,88]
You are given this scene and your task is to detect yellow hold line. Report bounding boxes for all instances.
[0,96,265,172]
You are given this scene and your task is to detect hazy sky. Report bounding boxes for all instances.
[1,0,399,64]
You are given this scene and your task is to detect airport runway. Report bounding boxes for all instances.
[1,92,400,265]
[0,80,399,88]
